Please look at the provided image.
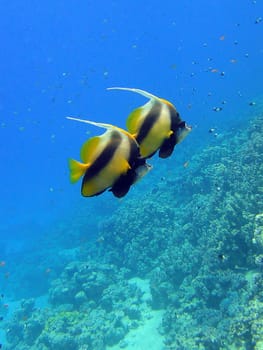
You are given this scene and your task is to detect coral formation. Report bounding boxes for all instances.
[1,113,262,349]
[3,262,146,350]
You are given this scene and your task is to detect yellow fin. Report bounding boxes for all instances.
[80,136,101,163]
[68,159,89,183]
[160,98,175,109]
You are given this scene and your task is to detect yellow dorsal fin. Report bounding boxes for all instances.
[67,116,135,143]
[107,87,160,101]
[159,98,175,109]
[67,116,133,136]
[80,136,101,163]
[107,87,175,109]
[68,159,89,183]
[107,87,160,135]
[67,116,116,130]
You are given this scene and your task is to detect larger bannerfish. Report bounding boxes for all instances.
[107,87,192,159]
[67,117,150,198]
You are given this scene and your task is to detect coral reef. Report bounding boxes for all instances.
[1,113,263,349]
[3,262,146,350]
[98,114,263,348]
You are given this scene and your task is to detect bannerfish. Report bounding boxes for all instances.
[67,117,151,198]
[107,87,192,159]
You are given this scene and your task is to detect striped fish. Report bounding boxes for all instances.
[107,87,192,159]
[67,117,147,197]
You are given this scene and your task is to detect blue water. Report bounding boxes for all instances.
[0,0,261,229]
[0,0,263,348]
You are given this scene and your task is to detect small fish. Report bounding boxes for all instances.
[255,17,262,24]
[213,107,223,112]
[67,117,149,198]
[0,261,6,267]
[183,161,189,168]
[0,316,3,321]
[218,254,226,261]
[107,87,192,159]
[249,101,256,106]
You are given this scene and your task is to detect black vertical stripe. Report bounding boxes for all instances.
[82,131,123,182]
[136,102,162,143]
[127,136,140,165]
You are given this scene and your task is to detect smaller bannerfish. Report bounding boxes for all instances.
[107,87,192,159]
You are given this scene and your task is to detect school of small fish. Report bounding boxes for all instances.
[68,88,192,198]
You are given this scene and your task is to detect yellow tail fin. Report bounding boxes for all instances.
[68,159,89,183]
